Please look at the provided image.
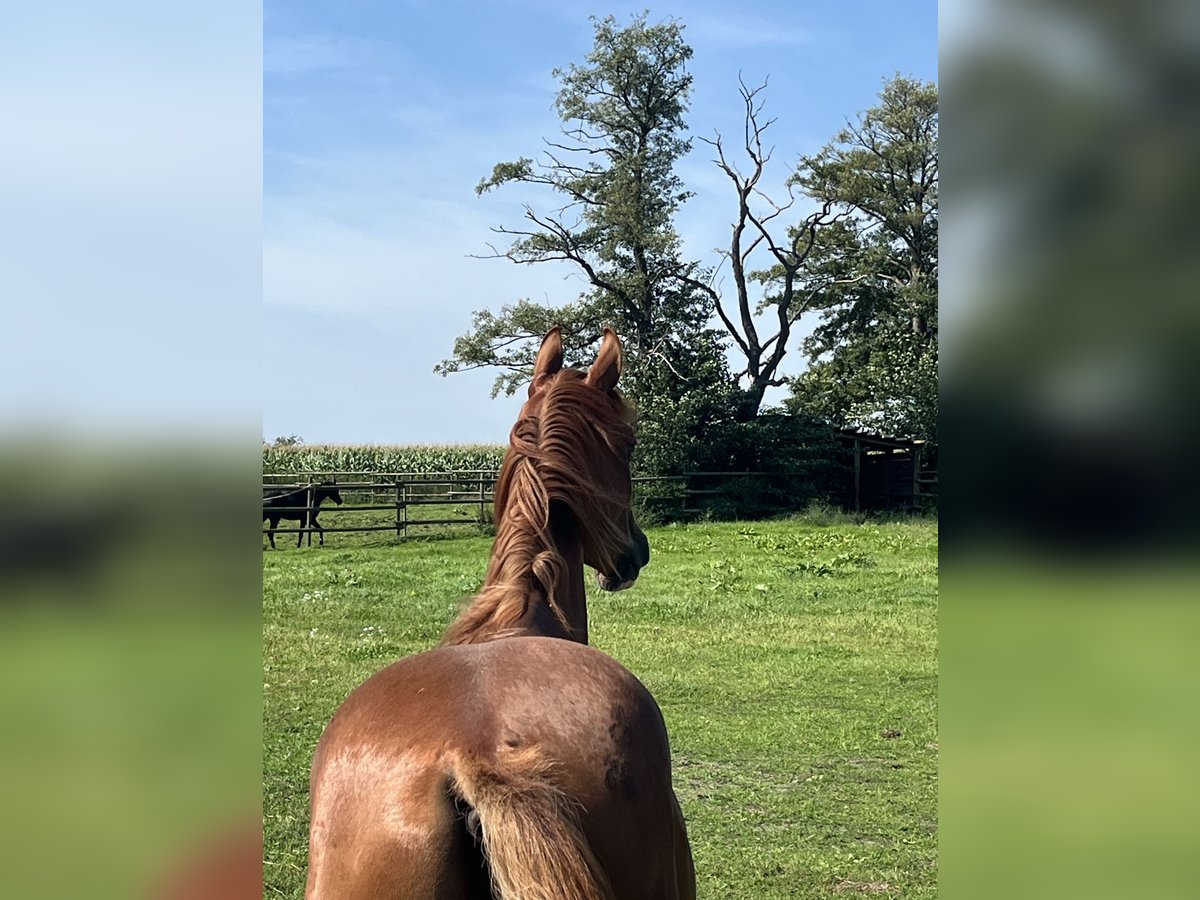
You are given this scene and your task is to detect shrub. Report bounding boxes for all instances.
[687,413,849,519]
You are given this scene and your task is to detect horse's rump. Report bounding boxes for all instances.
[307,638,685,899]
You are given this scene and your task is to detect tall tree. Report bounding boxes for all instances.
[784,75,939,440]
[436,14,732,472]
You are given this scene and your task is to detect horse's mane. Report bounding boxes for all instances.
[441,370,634,646]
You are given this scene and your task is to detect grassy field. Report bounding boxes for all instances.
[263,514,938,898]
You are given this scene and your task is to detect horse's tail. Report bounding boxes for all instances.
[449,748,615,900]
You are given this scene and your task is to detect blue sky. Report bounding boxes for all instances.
[264,1,937,445]
[3,2,261,438]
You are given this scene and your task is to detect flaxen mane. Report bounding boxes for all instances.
[440,370,634,646]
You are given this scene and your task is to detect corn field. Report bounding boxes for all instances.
[262,444,507,477]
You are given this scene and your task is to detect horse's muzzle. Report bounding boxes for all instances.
[595,524,650,592]
[595,571,637,592]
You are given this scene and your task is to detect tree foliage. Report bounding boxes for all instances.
[784,76,939,441]
[438,17,938,469]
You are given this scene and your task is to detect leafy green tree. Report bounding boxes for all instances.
[436,13,733,472]
[784,76,938,441]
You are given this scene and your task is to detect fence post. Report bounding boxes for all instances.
[854,437,862,512]
[396,482,407,539]
[912,445,922,512]
[303,484,313,547]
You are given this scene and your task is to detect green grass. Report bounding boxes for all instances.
[264,514,938,898]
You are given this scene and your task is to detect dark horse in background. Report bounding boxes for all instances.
[263,480,343,549]
[305,329,695,899]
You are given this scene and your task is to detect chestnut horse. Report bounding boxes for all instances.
[305,329,695,899]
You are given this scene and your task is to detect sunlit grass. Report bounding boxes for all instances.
[263,514,937,899]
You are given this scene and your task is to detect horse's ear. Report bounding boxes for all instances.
[586,328,622,393]
[529,327,564,396]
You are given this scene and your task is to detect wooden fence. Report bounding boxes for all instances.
[263,445,937,544]
[262,469,811,543]
[263,471,498,540]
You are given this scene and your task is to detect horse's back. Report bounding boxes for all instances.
[318,637,670,758]
[262,491,291,517]
[308,638,686,899]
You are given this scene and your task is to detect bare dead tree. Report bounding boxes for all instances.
[683,78,863,419]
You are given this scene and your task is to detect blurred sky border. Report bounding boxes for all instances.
[264,0,937,445]
[6,3,1200,898]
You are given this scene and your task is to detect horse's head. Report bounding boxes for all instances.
[318,479,343,506]
[511,327,650,592]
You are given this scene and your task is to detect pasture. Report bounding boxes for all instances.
[263,513,938,899]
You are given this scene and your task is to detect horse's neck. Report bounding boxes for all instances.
[497,512,587,635]
[442,510,589,646]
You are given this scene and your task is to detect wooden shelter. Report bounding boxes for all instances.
[835,428,937,512]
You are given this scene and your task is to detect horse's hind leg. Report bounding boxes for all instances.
[306,782,485,899]
[306,836,483,900]
[267,516,278,550]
